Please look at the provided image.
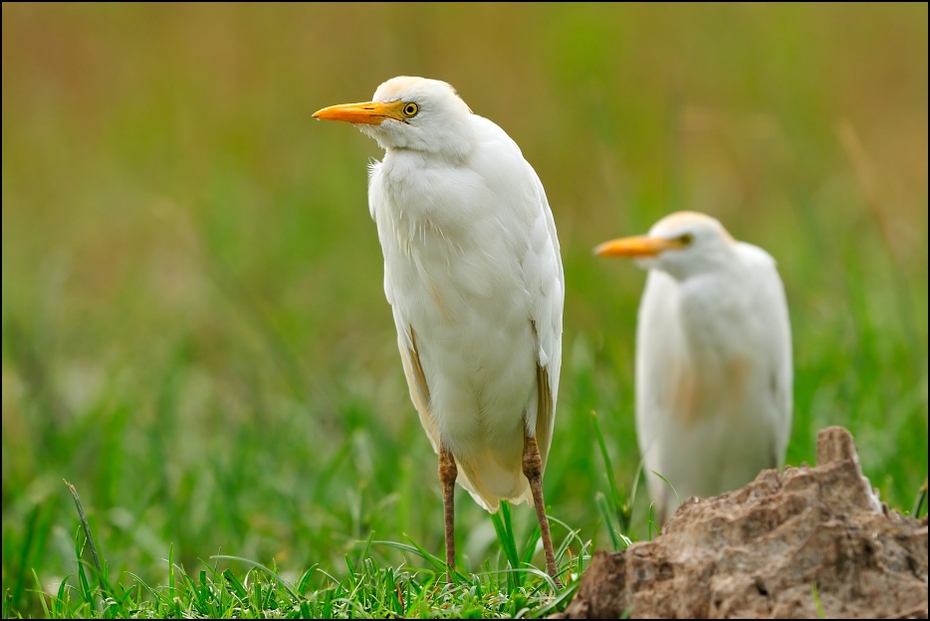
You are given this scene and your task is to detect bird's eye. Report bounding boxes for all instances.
[677,233,694,246]
[401,102,420,118]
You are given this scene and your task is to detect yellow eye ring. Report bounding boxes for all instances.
[401,102,420,118]
[678,233,694,246]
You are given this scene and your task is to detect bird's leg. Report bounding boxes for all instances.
[439,444,457,582]
[522,433,562,588]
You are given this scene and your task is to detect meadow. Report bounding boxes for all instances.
[2,3,927,618]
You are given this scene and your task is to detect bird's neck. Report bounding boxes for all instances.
[677,273,753,364]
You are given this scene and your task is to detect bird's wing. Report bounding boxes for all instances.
[470,116,564,471]
[523,175,564,471]
[395,319,441,453]
[739,243,793,468]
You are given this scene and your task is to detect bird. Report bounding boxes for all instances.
[594,211,792,525]
[312,76,564,583]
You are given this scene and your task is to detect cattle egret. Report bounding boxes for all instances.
[595,212,792,524]
[313,77,564,583]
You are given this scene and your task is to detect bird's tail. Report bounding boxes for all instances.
[455,449,532,513]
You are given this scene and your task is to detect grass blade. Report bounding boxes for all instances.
[64,480,103,580]
[595,492,624,552]
[913,478,928,518]
[591,411,632,533]
[211,555,300,601]
[490,501,520,570]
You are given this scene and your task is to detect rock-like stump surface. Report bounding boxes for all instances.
[554,426,928,619]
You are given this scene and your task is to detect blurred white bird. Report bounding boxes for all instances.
[313,77,564,583]
[595,212,792,525]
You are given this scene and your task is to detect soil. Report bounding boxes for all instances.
[553,426,928,619]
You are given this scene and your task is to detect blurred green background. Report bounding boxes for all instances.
[2,2,927,615]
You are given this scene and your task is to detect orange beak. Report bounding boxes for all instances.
[312,100,406,125]
[594,235,675,258]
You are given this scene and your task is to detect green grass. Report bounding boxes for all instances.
[2,3,927,618]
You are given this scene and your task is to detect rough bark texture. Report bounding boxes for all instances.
[554,426,928,619]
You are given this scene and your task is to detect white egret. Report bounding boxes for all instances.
[313,77,564,583]
[595,211,792,525]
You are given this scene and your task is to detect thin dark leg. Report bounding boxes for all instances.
[523,434,562,588]
[439,444,457,582]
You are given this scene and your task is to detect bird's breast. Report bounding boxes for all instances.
[373,155,534,318]
[372,150,545,437]
[674,277,777,426]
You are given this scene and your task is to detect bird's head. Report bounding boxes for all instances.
[594,211,736,281]
[312,76,474,158]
